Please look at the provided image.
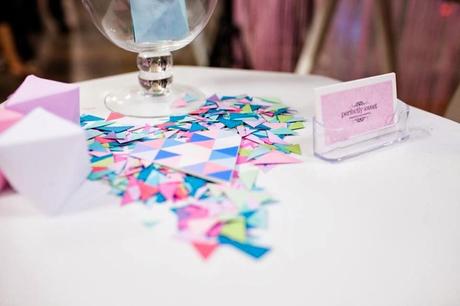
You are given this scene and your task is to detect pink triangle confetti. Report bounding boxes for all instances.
[252,150,302,165]
[192,242,218,260]
[172,98,187,108]
[107,112,125,121]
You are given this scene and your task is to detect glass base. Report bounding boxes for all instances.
[104,83,205,118]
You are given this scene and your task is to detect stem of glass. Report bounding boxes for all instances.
[137,52,173,96]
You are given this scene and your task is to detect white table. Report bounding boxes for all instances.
[1,67,460,306]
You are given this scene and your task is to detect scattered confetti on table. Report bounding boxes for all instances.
[81,94,305,260]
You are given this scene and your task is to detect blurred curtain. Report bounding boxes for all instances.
[233,0,314,72]
[232,0,460,115]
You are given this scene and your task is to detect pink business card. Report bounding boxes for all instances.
[314,73,397,145]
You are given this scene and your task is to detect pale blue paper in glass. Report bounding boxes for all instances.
[130,0,189,43]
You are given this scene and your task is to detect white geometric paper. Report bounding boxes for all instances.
[0,108,91,213]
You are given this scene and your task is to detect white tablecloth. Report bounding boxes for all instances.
[1,67,459,306]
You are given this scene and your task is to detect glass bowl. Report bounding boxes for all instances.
[82,0,218,117]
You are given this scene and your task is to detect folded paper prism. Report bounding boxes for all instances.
[130,0,189,43]
[0,108,23,133]
[0,109,23,191]
[5,75,80,124]
[0,108,91,213]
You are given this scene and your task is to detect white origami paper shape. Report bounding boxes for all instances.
[5,75,80,124]
[0,108,91,213]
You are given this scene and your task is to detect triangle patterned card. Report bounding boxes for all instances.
[131,130,241,183]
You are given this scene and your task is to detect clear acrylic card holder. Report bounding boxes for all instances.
[313,100,410,162]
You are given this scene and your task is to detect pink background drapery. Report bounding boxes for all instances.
[233,0,313,72]
[233,0,460,115]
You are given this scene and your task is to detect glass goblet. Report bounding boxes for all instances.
[82,0,218,117]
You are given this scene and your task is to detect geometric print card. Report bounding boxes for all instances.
[131,130,241,183]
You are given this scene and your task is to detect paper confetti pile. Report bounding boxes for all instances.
[82,94,305,260]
